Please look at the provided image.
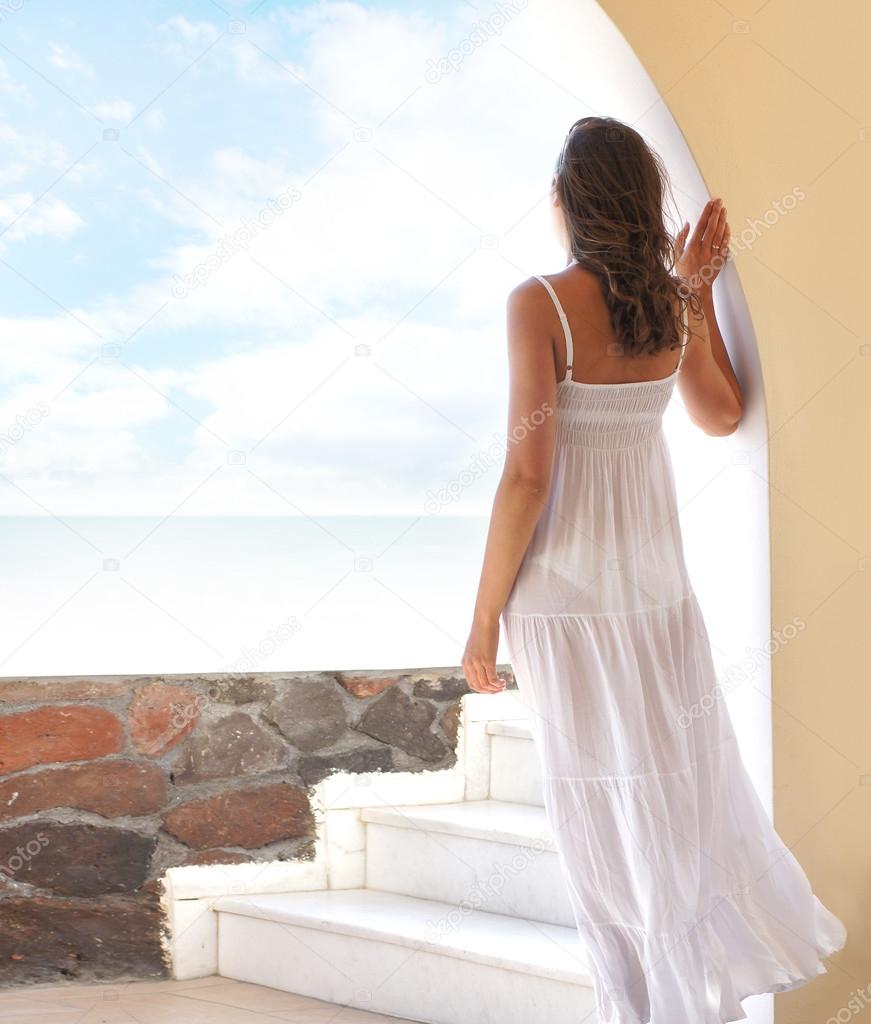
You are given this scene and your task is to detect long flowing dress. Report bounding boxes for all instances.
[501,273,847,1024]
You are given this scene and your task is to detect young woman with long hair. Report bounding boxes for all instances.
[463,116,846,1024]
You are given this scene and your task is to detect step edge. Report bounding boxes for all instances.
[360,801,556,850]
[215,892,593,987]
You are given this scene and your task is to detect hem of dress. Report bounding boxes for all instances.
[721,940,841,1024]
[596,933,846,1024]
[721,934,844,1024]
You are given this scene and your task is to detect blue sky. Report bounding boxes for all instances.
[0,0,650,517]
[0,0,729,675]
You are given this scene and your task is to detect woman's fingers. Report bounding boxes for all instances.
[483,661,504,692]
[700,198,724,248]
[711,215,727,257]
[464,656,501,693]
[461,657,480,691]
[477,659,500,692]
[462,618,501,693]
[688,199,715,249]
[677,198,730,287]
[463,657,490,693]
[721,220,731,259]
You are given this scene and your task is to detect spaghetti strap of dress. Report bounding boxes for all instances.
[534,274,573,380]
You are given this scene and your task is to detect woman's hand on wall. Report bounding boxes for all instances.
[675,197,730,293]
[462,617,505,693]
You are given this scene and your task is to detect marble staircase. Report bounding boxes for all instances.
[212,696,596,1024]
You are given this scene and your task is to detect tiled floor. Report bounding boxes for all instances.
[0,976,418,1023]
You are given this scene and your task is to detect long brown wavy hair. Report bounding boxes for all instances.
[552,116,699,357]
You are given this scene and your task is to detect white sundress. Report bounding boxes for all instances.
[502,273,847,1024]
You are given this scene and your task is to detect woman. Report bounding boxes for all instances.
[462,117,846,1024]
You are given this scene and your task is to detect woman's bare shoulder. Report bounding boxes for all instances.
[509,266,596,304]
[505,278,558,333]
[508,275,547,303]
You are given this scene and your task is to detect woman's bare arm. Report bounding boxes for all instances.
[677,291,743,435]
[462,279,558,693]
[674,198,744,436]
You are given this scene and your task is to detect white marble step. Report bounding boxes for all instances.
[486,719,533,740]
[216,888,594,1024]
[362,799,573,927]
[486,718,544,806]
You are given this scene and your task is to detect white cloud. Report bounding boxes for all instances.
[0,124,68,184]
[159,15,220,56]
[47,42,94,76]
[93,98,135,122]
[0,314,97,376]
[0,193,85,244]
[0,58,29,102]
[167,14,219,42]
[226,31,307,88]
[1,0,646,515]
[145,109,165,132]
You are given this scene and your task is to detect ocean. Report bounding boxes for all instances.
[1,515,493,678]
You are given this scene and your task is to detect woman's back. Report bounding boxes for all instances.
[538,263,683,387]
[503,271,690,619]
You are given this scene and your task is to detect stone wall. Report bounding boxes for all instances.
[0,667,514,986]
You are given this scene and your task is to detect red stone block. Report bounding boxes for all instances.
[0,761,166,820]
[335,673,398,698]
[129,683,201,757]
[163,784,315,849]
[0,707,124,775]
